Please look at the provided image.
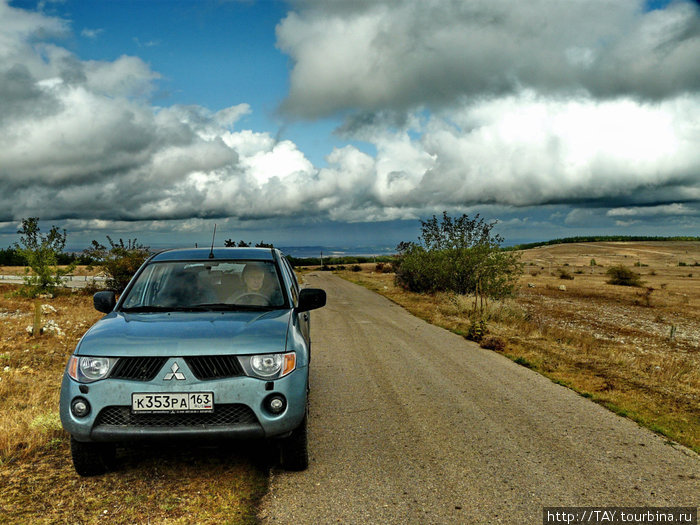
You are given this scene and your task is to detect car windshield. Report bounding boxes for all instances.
[120,260,286,311]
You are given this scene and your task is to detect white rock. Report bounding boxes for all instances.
[40,320,64,337]
[558,285,567,291]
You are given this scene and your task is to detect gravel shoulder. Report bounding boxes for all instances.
[259,273,699,524]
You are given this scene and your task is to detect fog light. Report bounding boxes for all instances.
[71,397,90,418]
[265,394,286,415]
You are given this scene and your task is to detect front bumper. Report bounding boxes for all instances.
[60,360,308,443]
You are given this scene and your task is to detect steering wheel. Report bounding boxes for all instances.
[232,292,270,305]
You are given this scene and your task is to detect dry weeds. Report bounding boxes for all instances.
[337,241,700,454]
[0,286,99,461]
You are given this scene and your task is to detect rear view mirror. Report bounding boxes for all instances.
[93,291,116,314]
[296,288,326,313]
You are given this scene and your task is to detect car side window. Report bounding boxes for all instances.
[281,257,299,306]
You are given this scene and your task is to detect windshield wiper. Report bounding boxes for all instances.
[121,305,213,313]
[121,305,173,313]
[189,303,237,311]
[195,303,279,311]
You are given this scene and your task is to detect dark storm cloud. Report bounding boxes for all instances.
[278,0,700,117]
[0,64,59,121]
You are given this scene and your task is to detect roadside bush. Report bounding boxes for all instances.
[83,237,150,293]
[465,318,488,342]
[480,335,506,352]
[394,212,522,306]
[605,265,643,287]
[351,265,362,272]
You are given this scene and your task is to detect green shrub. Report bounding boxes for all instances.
[351,265,362,272]
[84,237,150,293]
[465,319,488,342]
[394,213,522,302]
[605,265,643,287]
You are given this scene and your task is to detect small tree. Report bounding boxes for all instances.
[14,217,76,295]
[394,212,522,308]
[84,237,150,293]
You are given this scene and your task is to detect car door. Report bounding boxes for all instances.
[281,256,310,347]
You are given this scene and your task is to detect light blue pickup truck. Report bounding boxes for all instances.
[60,247,325,476]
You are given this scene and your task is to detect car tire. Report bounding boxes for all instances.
[70,437,116,476]
[279,408,309,471]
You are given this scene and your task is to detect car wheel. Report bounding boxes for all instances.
[279,408,309,471]
[70,437,116,476]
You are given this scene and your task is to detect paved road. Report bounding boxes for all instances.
[0,274,104,288]
[259,273,699,524]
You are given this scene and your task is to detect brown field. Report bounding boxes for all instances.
[0,265,102,277]
[0,285,265,524]
[335,241,700,454]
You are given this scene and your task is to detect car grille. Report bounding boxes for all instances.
[95,404,258,427]
[184,355,244,380]
[108,356,245,382]
[110,357,168,381]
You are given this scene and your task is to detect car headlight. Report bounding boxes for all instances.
[67,356,119,383]
[239,352,296,379]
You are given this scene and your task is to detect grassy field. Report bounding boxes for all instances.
[0,284,266,525]
[332,241,700,454]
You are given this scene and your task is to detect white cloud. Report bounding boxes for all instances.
[607,203,699,217]
[614,219,642,227]
[80,28,103,39]
[414,92,700,208]
[84,55,160,97]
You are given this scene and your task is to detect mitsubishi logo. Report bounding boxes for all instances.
[163,362,186,381]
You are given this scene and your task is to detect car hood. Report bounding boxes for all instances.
[76,309,292,356]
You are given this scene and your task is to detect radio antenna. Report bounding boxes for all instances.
[209,224,217,259]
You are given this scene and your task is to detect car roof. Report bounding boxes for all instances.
[150,247,277,262]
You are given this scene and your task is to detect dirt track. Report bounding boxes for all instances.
[259,273,699,524]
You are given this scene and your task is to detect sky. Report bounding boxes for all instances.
[1,0,699,253]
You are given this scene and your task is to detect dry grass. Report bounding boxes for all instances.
[337,241,700,454]
[0,265,102,277]
[0,286,99,461]
[0,284,266,524]
[0,443,267,524]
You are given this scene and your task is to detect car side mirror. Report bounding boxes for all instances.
[93,291,116,314]
[296,288,326,313]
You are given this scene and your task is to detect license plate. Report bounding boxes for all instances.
[131,392,214,414]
